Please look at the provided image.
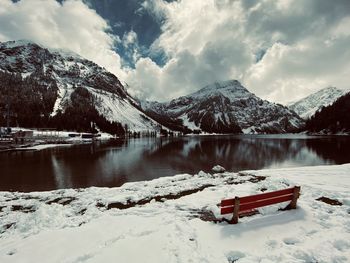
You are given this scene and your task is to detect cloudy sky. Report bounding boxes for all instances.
[0,0,350,104]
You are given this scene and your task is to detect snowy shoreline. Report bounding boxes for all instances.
[1,164,350,262]
[1,132,349,154]
[0,129,116,152]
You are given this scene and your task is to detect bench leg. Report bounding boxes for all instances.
[289,186,301,209]
[231,197,240,224]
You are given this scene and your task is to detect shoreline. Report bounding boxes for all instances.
[1,131,349,153]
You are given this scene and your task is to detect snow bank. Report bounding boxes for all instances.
[0,164,349,262]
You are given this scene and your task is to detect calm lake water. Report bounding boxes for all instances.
[1,135,350,192]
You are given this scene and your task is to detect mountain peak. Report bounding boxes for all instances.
[0,39,82,60]
[0,39,38,48]
[191,79,250,101]
[201,79,246,91]
[315,86,341,94]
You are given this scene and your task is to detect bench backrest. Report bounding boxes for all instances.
[221,186,299,215]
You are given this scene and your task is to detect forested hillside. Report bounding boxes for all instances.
[305,92,350,133]
[0,71,125,135]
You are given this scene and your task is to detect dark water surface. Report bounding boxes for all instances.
[1,135,350,192]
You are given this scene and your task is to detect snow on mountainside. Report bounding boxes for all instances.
[0,40,159,131]
[142,80,304,134]
[288,87,348,119]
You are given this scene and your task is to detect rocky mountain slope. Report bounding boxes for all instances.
[141,80,304,134]
[288,87,347,119]
[0,40,159,133]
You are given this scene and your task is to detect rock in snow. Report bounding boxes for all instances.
[211,165,226,173]
[0,164,349,262]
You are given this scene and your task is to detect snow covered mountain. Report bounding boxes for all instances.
[288,87,348,119]
[141,80,304,134]
[0,40,159,132]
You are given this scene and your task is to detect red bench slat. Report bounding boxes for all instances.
[221,187,295,207]
[221,206,234,215]
[240,188,294,204]
[221,207,258,215]
[220,199,235,207]
[239,194,293,211]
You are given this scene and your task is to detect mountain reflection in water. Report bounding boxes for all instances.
[1,135,349,192]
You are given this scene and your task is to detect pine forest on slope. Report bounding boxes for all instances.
[0,40,160,135]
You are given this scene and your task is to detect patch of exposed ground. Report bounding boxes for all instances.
[103,174,266,211]
[224,175,266,185]
[45,196,77,205]
[0,222,15,234]
[104,184,215,210]
[11,205,36,213]
[316,197,343,206]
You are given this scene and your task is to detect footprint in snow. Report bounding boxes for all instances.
[292,249,317,262]
[333,239,350,252]
[283,237,301,245]
[6,249,17,256]
[226,251,245,262]
[266,240,278,249]
[71,253,94,263]
[306,229,317,236]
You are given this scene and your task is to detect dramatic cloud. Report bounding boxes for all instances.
[243,0,350,103]
[126,0,350,103]
[245,36,350,103]
[1,0,350,103]
[126,0,254,101]
[0,0,127,79]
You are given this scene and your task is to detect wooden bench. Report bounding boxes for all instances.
[220,186,301,224]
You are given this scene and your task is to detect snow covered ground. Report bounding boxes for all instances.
[0,164,349,262]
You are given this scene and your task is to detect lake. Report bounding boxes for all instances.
[1,135,350,192]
